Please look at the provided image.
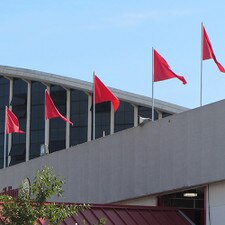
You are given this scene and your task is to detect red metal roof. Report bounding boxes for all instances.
[60,204,193,225]
[0,202,192,224]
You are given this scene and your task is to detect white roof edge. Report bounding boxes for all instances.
[0,65,188,113]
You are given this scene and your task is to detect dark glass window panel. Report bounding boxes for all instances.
[10,94,27,106]
[0,135,3,157]
[49,140,65,153]
[115,101,134,132]
[9,143,26,166]
[92,102,110,139]
[9,144,26,156]
[70,89,88,146]
[0,77,9,167]
[138,106,158,122]
[162,112,172,118]
[50,125,66,141]
[49,86,66,153]
[31,82,45,105]
[30,82,45,160]
[95,102,111,112]
[30,143,42,159]
[51,90,66,104]
[11,79,27,166]
[12,107,26,118]
[30,130,45,144]
[12,132,26,144]
[0,159,3,169]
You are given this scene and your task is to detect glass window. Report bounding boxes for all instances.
[10,79,27,166]
[49,86,66,153]
[115,101,134,132]
[92,101,111,139]
[0,77,9,168]
[30,82,45,159]
[138,106,158,122]
[70,89,88,146]
[162,112,172,118]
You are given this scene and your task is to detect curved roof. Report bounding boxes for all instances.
[0,65,188,114]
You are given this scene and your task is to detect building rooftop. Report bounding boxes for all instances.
[36,204,193,225]
[0,65,188,114]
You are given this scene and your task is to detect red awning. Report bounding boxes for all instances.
[0,202,193,224]
[60,204,193,225]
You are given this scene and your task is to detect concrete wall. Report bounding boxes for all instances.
[1,100,225,204]
[207,181,225,225]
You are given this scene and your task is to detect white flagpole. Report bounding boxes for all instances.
[3,106,7,168]
[93,72,96,140]
[152,47,155,121]
[200,22,203,106]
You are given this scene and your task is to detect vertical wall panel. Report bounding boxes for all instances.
[70,89,88,146]
[0,77,9,168]
[30,82,45,159]
[49,86,66,153]
[10,79,27,166]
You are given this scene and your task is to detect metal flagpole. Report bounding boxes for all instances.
[93,72,96,140]
[152,47,155,121]
[200,22,203,106]
[3,106,7,168]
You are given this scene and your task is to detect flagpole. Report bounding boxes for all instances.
[152,47,155,121]
[200,22,203,107]
[93,72,96,140]
[3,106,7,168]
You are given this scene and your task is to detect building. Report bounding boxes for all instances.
[0,65,186,168]
[2,65,225,225]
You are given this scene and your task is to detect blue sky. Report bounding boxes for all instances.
[1,1,225,108]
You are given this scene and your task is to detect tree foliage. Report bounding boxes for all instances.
[0,166,90,225]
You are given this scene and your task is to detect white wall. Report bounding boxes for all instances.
[207,181,225,225]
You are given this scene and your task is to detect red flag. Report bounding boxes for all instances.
[153,49,187,84]
[202,25,225,72]
[6,107,25,134]
[45,90,73,125]
[94,75,120,112]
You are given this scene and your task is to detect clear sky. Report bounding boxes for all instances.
[1,1,225,109]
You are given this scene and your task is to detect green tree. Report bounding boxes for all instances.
[0,166,90,225]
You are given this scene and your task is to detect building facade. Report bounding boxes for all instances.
[0,65,186,168]
[2,99,225,225]
[6,66,225,224]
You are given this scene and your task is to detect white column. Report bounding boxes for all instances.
[8,79,13,166]
[26,81,31,161]
[66,89,71,148]
[87,93,92,141]
[133,105,138,127]
[157,110,162,119]
[110,102,114,134]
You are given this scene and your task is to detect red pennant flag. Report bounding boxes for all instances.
[94,75,120,112]
[153,49,187,84]
[45,90,73,125]
[202,25,225,72]
[6,107,25,134]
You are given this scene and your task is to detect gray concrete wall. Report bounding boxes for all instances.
[1,100,225,204]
